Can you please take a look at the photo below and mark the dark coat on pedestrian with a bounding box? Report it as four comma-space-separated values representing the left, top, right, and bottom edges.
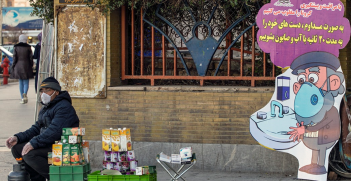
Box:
10, 43, 34, 79
33, 43, 41, 93
14, 91, 80, 149
33, 43, 41, 73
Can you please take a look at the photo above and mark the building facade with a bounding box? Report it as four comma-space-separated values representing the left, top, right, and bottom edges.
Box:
52, 0, 351, 173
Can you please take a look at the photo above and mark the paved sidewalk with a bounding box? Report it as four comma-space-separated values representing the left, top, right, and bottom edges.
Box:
0, 80, 37, 180
0, 81, 349, 180
155, 169, 298, 181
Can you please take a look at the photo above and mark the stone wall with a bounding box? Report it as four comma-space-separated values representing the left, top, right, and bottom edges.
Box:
88, 141, 298, 174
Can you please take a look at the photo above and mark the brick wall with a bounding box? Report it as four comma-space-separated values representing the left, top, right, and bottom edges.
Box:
60, 3, 351, 146
72, 87, 274, 145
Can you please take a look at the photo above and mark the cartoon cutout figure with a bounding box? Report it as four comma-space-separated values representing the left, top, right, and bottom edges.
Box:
288, 52, 344, 175
250, 52, 345, 176
253, 0, 350, 179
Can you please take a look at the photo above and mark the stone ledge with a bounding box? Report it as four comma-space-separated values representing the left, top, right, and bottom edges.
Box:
87, 141, 297, 174
0, 147, 11, 152
108, 86, 274, 93
108, 86, 145, 91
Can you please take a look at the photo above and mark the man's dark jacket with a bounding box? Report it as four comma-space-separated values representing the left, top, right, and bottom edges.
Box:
304, 106, 340, 145
15, 91, 79, 149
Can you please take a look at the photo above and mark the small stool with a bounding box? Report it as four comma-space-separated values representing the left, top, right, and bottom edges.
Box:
156, 153, 196, 181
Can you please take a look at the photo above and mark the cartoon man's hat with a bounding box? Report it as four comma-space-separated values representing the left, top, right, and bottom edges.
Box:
290, 52, 340, 75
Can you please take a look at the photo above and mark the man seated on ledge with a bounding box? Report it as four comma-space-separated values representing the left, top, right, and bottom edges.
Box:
5, 77, 79, 181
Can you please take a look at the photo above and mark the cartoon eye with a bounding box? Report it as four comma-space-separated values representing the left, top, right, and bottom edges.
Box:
308, 73, 319, 84
297, 75, 306, 84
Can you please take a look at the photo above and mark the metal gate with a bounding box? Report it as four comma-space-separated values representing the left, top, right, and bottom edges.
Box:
121, 1, 277, 86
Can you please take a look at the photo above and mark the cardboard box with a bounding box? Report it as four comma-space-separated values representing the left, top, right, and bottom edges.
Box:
82, 141, 90, 163
159, 152, 171, 163
52, 144, 62, 166
62, 144, 71, 166
79, 144, 85, 165
69, 135, 82, 144
135, 167, 143, 175
130, 161, 137, 171
111, 129, 121, 152
181, 157, 191, 164
111, 152, 118, 162
142, 166, 149, 175
180, 147, 192, 158
113, 162, 121, 171
127, 150, 135, 161
126, 129, 132, 151
103, 161, 114, 170
48, 152, 52, 165
70, 144, 80, 165
171, 154, 181, 164
61, 136, 69, 144
104, 151, 111, 162
120, 128, 132, 151
121, 161, 130, 172
118, 151, 127, 162
120, 129, 127, 151
102, 161, 107, 169
102, 129, 111, 151
106, 162, 114, 170
62, 127, 85, 136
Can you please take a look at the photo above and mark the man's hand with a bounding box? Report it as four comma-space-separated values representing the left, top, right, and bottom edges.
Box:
5, 136, 18, 149
288, 122, 306, 142
22, 142, 34, 156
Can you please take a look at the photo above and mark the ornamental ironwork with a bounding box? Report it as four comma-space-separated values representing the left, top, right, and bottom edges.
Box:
142, 0, 261, 76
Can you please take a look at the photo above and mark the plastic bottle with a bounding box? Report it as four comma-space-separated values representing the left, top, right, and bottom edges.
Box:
8, 158, 30, 181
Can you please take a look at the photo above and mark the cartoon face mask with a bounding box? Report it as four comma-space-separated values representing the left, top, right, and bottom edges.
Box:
294, 82, 325, 118
294, 74, 332, 119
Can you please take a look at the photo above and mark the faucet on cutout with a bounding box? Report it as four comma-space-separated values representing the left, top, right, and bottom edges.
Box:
271, 100, 284, 118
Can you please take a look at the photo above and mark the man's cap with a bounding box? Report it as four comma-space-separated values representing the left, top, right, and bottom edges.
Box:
40, 77, 61, 91
290, 52, 340, 75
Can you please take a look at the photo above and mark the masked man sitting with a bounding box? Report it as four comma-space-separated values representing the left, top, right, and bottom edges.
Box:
5, 77, 80, 181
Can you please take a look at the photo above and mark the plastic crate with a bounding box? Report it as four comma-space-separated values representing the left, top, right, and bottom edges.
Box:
148, 166, 156, 174
50, 163, 91, 181
87, 170, 157, 181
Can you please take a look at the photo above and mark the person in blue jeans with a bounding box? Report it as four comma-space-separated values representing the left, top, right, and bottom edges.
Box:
19, 79, 29, 102
10, 34, 34, 104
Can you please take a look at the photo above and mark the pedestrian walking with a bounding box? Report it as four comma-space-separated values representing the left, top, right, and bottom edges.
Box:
33, 32, 42, 93
10, 34, 34, 104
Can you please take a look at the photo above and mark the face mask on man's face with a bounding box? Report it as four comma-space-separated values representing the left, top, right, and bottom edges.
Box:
294, 77, 330, 118
41, 90, 56, 105
294, 82, 324, 118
